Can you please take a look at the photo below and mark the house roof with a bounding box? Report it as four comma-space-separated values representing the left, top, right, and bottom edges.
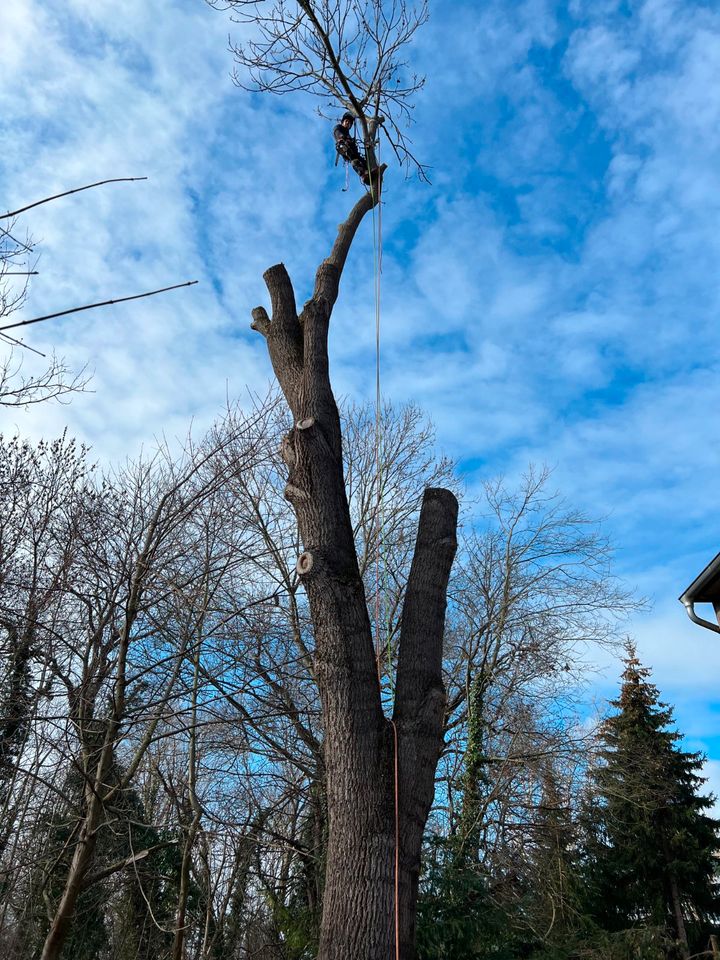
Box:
679, 549, 720, 606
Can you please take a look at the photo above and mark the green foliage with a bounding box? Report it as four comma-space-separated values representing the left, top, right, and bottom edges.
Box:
268, 896, 319, 960
457, 673, 490, 854
417, 835, 514, 960
108, 824, 182, 960
522, 925, 679, 960
267, 785, 326, 959
590, 926, 683, 960
20, 789, 108, 960
582, 644, 720, 951
0, 624, 33, 809
417, 645, 720, 960
17, 761, 182, 960
266, 844, 323, 960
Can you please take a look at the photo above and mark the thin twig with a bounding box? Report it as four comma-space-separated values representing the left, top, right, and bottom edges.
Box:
1, 177, 148, 219
0, 331, 46, 357
0, 280, 199, 333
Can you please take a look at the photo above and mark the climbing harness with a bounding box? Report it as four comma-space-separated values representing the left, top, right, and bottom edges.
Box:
335, 113, 379, 189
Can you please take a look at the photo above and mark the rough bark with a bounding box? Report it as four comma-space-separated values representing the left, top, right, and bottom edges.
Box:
252, 177, 458, 960
393, 487, 458, 957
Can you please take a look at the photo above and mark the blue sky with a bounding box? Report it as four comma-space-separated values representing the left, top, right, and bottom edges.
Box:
2, 0, 720, 790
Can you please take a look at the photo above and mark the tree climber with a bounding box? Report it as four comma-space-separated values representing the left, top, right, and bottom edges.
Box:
333, 112, 380, 187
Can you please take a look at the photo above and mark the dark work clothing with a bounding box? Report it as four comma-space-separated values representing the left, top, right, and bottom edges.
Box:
333, 123, 371, 183
333, 123, 361, 158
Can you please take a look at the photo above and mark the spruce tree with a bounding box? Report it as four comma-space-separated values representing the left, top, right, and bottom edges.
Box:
583, 643, 720, 957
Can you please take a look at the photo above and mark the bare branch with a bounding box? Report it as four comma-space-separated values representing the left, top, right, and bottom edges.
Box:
1, 177, 148, 219
209, 0, 429, 177
0, 351, 91, 408
0, 280, 198, 334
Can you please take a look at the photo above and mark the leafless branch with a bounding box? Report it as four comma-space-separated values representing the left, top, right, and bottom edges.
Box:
1, 177, 148, 220
208, 0, 430, 178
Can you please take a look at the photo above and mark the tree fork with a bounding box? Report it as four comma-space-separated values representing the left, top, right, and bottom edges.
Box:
251, 179, 457, 959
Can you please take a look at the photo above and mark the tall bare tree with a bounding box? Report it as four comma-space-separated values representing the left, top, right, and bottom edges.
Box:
205, 3, 457, 956
198, 5, 450, 957
248, 207, 457, 960
212, 0, 429, 177
443, 468, 635, 855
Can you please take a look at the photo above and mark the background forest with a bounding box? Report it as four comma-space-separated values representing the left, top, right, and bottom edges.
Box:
0, 401, 718, 958
2, 0, 720, 957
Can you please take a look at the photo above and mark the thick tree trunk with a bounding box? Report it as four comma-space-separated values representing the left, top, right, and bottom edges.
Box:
251, 177, 458, 959
394, 488, 458, 957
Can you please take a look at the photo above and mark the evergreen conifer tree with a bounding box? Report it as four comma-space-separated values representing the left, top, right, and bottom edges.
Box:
583, 643, 720, 957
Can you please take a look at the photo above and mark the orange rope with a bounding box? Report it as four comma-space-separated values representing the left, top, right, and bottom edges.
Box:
390, 718, 400, 960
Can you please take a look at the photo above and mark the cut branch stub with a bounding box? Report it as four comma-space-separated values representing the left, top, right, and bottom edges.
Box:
296, 417, 315, 431
264, 263, 299, 339
285, 483, 308, 504
296, 551, 314, 576
250, 306, 270, 336
259, 262, 304, 408
280, 432, 296, 468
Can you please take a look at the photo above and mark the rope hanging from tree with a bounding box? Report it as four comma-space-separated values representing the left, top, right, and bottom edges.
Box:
366, 132, 401, 960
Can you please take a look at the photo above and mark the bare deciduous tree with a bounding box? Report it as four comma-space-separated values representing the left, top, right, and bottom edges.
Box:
0, 406, 276, 960
0, 219, 89, 407
211, 0, 430, 177
0, 405, 636, 959
438, 469, 634, 849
